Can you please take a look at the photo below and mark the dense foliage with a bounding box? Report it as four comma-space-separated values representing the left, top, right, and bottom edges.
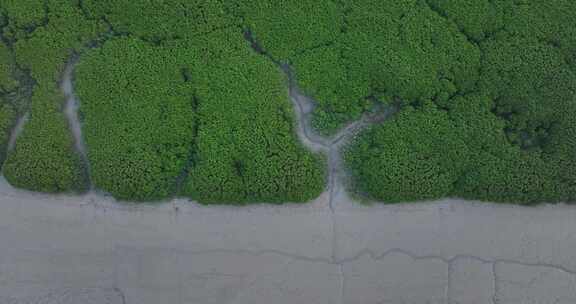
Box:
74, 3, 325, 203
178, 29, 325, 203
345, 0, 576, 204
0, 0, 573, 204
74, 37, 197, 201
0, 0, 104, 192
237, 0, 481, 134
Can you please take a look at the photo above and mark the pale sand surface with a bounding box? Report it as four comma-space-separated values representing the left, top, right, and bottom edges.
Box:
1, 177, 576, 304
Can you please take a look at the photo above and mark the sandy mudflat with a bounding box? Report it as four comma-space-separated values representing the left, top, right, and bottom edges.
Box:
1, 177, 576, 304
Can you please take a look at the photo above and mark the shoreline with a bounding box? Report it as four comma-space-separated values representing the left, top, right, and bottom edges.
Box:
1, 172, 576, 303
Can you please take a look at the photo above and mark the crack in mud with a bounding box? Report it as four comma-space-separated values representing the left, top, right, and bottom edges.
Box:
173, 246, 576, 277
3, 244, 573, 304
337, 263, 345, 304
242, 29, 399, 275
445, 260, 452, 303
171, 246, 576, 304
492, 262, 499, 304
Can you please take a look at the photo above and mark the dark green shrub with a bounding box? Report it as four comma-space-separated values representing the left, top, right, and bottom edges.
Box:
236, 0, 342, 60
3, 86, 87, 193
75, 37, 197, 201
81, 0, 234, 40
346, 101, 470, 202
74, 29, 325, 203
1, 1, 104, 193
0, 0, 574, 204
179, 29, 326, 204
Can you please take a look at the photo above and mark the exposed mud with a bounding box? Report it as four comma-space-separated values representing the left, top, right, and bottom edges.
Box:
61, 56, 92, 188
2, 173, 576, 303
283, 63, 397, 211
6, 112, 28, 152
242, 27, 399, 211
242, 29, 419, 213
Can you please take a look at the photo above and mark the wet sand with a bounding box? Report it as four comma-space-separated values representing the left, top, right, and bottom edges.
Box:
1, 176, 576, 303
